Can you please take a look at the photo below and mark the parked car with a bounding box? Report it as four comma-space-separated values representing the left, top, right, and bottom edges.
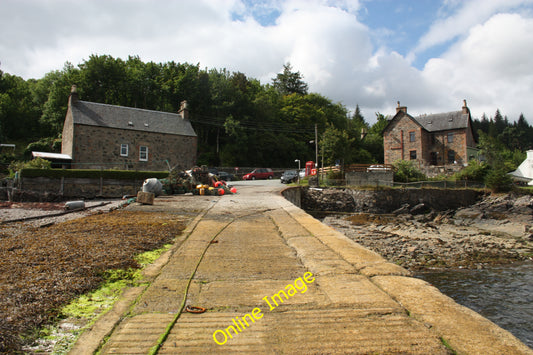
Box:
366, 164, 391, 172
242, 168, 274, 180
217, 171, 236, 181
281, 170, 299, 183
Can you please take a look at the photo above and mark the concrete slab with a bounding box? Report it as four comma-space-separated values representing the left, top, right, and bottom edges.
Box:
158, 309, 449, 354
76, 181, 531, 355
372, 275, 533, 355
194, 279, 329, 309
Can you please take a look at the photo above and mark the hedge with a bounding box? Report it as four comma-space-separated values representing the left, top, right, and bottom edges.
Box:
20, 168, 169, 180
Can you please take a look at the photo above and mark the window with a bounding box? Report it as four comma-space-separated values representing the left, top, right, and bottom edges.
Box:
447, 132, 454, 143
120, 144, 129, 157
448, 150, 456, 164
139, 146, 148, 161
410, 150, 417, 160
409, 131, 416, 142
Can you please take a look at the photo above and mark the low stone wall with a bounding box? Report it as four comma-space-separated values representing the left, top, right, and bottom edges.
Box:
7, 176, 144, 201
345, 171, 393, 187
301, 187, 484, 213
281, 186, 302, 208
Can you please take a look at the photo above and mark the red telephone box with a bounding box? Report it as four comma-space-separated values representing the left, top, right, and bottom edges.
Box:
305, 161, 315, 176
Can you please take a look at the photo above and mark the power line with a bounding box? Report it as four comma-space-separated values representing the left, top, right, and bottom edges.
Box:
189, 113, 316, 134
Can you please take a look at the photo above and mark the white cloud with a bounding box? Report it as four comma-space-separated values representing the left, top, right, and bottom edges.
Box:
422, 12, 533, 120
1, 0, 533, 124
413, 0, 533, 55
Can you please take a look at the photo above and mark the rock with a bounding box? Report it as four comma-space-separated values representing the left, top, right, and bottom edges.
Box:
410, 203, 430, 215
136, 191, 155, 205
393, 204, 410, 215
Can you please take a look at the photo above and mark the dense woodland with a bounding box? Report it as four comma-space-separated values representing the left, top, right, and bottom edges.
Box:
0, 54, 532, 171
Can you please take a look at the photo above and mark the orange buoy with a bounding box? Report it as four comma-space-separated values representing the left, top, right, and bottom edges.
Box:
218, 188, 225, 196
230, 187, 237, 194
214, 181, 223, 188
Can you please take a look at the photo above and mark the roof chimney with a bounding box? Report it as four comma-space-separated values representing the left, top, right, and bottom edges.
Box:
462, 99, 469, 114
69, 85, 79, 104
396, 101, 407, 114
179, 100, 189, 120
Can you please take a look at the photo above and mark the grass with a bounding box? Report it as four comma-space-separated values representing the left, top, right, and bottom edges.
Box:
440, 337, 458, 354
34, 244, 173, 354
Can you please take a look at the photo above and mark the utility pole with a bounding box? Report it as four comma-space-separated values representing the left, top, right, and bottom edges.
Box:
315, 124, 318, 170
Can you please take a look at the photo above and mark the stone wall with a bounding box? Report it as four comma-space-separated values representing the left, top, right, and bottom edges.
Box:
14, 176, 143, 200
71, 125, 197, 171
301, 187, 483, 213
345, 171, 393, 187
383, 111, 473, 167
383, 112, 422, 165
281, 186, 302, 208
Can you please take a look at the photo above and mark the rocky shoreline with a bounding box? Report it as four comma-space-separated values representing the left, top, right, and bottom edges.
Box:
317, 192, 533, 271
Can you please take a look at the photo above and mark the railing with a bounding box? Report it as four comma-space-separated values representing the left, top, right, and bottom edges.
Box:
320, 179, 486, 189
318, 164, 394, 174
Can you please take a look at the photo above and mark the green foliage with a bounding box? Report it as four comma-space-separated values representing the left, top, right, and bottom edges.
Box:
485, 168, 513, 192
327, 170, 344, 180
320, 125, 354, 166
393, 160, 427, 182
9, 157, 51, 177
272, 62, 308, 96
5, 54, 529, 171
453, 160, 490, 181
24, 137, 61, 158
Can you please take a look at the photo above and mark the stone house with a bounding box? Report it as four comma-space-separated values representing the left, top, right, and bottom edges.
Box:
61, 86, 197, 170
383, 100, 478, 167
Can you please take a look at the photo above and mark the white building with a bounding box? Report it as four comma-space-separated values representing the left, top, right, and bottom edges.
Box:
509, 150, 533, 185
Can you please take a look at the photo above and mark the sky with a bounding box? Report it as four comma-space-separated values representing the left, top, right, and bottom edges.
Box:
1, 0, 533, 123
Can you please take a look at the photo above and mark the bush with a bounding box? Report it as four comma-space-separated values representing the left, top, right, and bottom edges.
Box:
327, 170, 344, 180
454, 160, 490, 181
8, 158, 51, 177
24, 137, 61, 159
393, 160, 426, 182
485, 168, 513, 192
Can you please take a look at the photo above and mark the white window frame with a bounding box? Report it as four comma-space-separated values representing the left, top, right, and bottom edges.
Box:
120, 144, 129, 157
139, 146, 148, 161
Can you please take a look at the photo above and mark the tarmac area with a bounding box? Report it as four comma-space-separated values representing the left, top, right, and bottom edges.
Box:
69, 180, 531, 355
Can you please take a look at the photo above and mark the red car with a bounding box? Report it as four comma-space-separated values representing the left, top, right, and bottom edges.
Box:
242, 168, 274, 180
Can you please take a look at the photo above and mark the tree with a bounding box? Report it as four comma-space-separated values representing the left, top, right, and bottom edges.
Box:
0, 73, 41, 140
272, 63, 308, 96
39, 63, 80, 136
320, 125, 354, 166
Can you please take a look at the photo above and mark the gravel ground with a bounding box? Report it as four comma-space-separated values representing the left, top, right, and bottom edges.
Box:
322, 194, 533, 271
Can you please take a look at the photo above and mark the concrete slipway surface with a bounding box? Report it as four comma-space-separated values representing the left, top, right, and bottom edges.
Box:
71, 180, 532, 355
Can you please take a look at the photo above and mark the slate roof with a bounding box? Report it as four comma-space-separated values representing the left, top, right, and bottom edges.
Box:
70, 100, 197, 137
413, 111, 470, 132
